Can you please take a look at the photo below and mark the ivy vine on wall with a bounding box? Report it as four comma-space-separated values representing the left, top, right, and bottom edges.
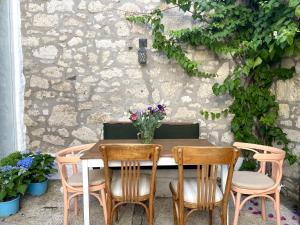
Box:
127, 0, 300, 164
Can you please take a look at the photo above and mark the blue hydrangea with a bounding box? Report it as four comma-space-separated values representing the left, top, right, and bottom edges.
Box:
17, 157, 33, 169
0, 165, 13, 172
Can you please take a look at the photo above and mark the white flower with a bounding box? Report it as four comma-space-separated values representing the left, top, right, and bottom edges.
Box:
273, 31, 278, 38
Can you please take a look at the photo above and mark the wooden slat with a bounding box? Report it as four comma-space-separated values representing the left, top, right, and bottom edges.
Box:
201, 164, 205, 209
205, 165, 209, 209
197, 165, 200, 208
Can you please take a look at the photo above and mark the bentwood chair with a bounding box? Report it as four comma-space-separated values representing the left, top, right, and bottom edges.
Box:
170, 146, 239, 225
100, 144, 161, 225
231, 142, 286, 225
56, 144, 107, 225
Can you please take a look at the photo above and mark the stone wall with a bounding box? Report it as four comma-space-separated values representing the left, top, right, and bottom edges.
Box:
21, 0, 299, 199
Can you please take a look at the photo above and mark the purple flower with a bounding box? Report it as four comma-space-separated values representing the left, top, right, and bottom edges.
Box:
280, 216, 286, 221
35, 149, 41, 155
248, 207, 253, 210
157, 104, 165, 111
17, 157, 33, 169
268, 213, 274, 218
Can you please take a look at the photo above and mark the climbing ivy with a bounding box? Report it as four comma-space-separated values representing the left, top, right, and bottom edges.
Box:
127, 0, 300, 164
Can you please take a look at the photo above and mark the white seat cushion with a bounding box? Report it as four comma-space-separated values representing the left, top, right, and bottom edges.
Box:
232, 171, 275, 190
171, 178, 223, 204
111, 174, 150, 197
68, 169, 105, 187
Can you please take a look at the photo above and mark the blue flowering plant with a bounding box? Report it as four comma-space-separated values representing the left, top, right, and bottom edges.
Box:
0, 150, 57, 186
0, 159, 32, 202
22, 151, 57, 183
129, 104, 167, 143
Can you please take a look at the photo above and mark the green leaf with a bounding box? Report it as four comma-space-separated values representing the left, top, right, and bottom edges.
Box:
253, 57, 262, 68
204, 111, 209, 120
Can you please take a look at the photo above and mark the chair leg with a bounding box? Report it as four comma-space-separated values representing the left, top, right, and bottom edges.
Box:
63, 192, 69, 225
178, 203, 185, 225
209, 209, 213, 225
74, 196, 79, 216
148, 199, 154, 225
172, 198, 178, 225
232, 193, 241, 225
275, 191, 281, 225
107, 196, 113, 225
100, 189, 108, 225
221, 204, 228, 225
261, 197, 266, 220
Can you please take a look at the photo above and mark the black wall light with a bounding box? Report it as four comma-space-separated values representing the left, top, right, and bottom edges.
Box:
138, 38, 147, 65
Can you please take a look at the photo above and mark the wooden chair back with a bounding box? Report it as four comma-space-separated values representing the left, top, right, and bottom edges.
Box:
101, 144, 161, 202
172, 146, 239, 210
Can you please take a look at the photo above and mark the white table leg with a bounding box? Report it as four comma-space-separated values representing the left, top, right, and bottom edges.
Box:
221, 165, 229, 225
82, 160, 90, 225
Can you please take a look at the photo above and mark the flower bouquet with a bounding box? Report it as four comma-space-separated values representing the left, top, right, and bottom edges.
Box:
129, 104, 166, 143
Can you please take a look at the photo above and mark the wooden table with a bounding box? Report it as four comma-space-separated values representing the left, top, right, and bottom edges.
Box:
80, 139, 229, 225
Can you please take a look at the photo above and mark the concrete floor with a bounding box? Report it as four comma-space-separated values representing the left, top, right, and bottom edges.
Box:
1, 181, 299, 225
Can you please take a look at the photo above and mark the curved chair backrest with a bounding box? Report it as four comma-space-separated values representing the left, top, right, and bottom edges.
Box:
101, 144, 161, 202
233, 142, 285, 188
56, 144, 95, 190
172, 146, 240, 210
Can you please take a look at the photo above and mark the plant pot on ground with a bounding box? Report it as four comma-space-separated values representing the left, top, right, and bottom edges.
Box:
0, 163, 31, 217
22, 151, 56, 196
28, 179, 49, 196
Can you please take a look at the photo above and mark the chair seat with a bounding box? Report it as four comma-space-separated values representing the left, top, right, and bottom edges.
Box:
170, 178, 223, 204
111, 174, 150, 197
232, 171, 275, 190
68, 169, 105, 187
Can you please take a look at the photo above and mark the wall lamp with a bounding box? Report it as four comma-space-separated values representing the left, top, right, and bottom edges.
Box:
138, 38, 147, 65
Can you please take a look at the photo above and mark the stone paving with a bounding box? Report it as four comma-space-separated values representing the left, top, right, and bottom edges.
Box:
1, 181, 299, 225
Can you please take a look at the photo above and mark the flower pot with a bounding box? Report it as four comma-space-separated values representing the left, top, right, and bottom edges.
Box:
28, 179, 48, 196
234, 157, 244, 171
0, 195, 20, 217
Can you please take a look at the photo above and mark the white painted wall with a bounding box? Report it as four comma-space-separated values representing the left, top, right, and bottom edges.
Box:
0, 0, 25, 158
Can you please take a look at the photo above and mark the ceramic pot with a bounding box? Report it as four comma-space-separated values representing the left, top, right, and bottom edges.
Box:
28, 179, 48, 196
0, 195, 20, 217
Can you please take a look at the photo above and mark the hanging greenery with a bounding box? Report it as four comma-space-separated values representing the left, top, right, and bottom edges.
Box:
127, 0, 300, 164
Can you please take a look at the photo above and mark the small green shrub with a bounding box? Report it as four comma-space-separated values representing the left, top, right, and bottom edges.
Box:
0, 151, 23, 167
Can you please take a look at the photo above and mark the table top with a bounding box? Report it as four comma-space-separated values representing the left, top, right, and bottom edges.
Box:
80, 139, 212, 159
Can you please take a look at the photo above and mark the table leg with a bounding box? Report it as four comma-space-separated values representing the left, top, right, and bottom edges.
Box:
221, 165, 229, 225
82, 160, 90, 225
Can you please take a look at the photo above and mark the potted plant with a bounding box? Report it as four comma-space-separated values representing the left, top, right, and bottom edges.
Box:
24, 151, 56, 196
0, 158, 32, 217
129, 104, 167, 143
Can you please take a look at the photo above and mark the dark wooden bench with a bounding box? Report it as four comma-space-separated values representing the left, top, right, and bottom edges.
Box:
103, 122, 199, 140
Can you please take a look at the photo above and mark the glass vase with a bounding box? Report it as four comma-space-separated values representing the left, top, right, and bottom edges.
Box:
139, 127, 155, 144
